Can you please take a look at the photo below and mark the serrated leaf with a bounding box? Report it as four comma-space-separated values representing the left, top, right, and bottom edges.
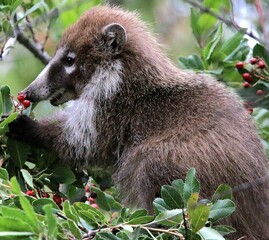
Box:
7, 138, 30, 168
190, 8, 202, 44
152, 209, 183, 226
10, 176, 21, 195
212, 184, 232, 202
161, 185, 183, 209
220, 32, 244, 55
209, 199, 235, 223
21, 169, 34, 188
43, 204, 58, 238
198, 227, 225, 240
0, 168, 9, 180
191, 204, 210, 233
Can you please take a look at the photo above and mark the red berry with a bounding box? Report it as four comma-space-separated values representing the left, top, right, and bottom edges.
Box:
246, 108, 253, 114
17, 94, 26, 102
250, 58, 258, 65
258, 60, 266, 69
42, 192, 50, 198
235, 61, 244, 69
53, 194, 62, 205
242, 73, 253, 82
243, 82, 250, 88
22, 100, 31, 108
256, 89, 264, 95
89, 197, 95, 204
26, 190, 35, 197
91, 203, 99, 209
85, 185, 90, 192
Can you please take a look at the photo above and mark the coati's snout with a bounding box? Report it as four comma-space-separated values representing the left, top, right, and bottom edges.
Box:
21, 48, 80, 106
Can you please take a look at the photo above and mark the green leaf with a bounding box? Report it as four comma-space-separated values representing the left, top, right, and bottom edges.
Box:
191, 204, 210, 233
212, 184, 232, 202
0, 216, 34, 232
10, 176, 21, 195
33, 198, 59, 214
68, 219, 82, 239
190, 8, 201, 44
203, 24, 222, 61
51, 165, 76, 184
129, 209, 148, 221
0, 85, 13, 115
179, 55, 204, 70
63, 200, 79, 224
7, 139, 30, 168
1, 206, 34, 231
152, 209, 183, 226
198, 227, 225, 240
91, 186, 121, 211
127, 215, 154, 225
213, 225, 236, 236
21, 169, 34, 188
0, 112, 18, 128
161, 185, 184, 209
74, 202, 105, 224
97, 232, 121, 240
10, 0, 23, 12
0, 232, 35, 236
153, 198, 171, 213
253, 44, 269, 66
0, 168, 9, 180
220, 32, 244, 55
43, 204, 58, 239
209, 199, 235, 223
187, 192, 199, 219
183, 168, 200, 203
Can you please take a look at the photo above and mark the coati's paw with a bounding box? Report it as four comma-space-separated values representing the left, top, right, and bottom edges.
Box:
7, 115, 39, 143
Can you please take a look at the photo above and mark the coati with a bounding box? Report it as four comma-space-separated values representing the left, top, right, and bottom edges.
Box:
8, 5, 269, 239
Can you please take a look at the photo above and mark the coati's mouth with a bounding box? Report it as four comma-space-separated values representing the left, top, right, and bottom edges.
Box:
49, 89, 76, 106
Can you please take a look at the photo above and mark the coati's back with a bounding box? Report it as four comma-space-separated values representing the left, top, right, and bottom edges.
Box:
14, 6, 269, 239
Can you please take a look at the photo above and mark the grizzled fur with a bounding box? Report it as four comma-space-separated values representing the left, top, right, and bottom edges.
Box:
9, 6, 269, 239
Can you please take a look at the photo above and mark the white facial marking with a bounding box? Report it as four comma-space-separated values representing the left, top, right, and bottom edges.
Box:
64, 52, 76, 75
63, 60, 123, 160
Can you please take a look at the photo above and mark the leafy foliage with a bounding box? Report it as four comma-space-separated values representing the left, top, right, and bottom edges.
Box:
0, 167, 235, 239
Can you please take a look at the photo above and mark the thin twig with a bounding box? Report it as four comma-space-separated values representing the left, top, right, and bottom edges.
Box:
184, 0, 261, 43
12, 14, 51, 65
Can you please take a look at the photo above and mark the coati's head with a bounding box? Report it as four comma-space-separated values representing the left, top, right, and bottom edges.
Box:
21, 5, 164, 106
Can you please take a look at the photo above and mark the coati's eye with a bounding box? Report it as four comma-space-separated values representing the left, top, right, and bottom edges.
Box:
63, 56, 75, 67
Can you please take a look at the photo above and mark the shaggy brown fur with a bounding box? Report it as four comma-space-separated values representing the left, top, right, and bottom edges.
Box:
9, 6, 269, 239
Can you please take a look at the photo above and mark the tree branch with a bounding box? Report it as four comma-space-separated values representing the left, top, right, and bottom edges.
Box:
13, 14, 51, 65
184, 0, 261, 43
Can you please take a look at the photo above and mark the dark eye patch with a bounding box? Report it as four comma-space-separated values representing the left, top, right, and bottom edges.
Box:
63, 56, 75, 66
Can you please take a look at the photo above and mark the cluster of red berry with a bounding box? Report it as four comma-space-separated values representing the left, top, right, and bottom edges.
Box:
25, 189, 63, 209
235, 58, 267, 92
84, 185, 99, 209
13, 93, 31, 111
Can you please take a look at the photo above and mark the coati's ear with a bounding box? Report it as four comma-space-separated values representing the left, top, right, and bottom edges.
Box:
101, 23, 127, 54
